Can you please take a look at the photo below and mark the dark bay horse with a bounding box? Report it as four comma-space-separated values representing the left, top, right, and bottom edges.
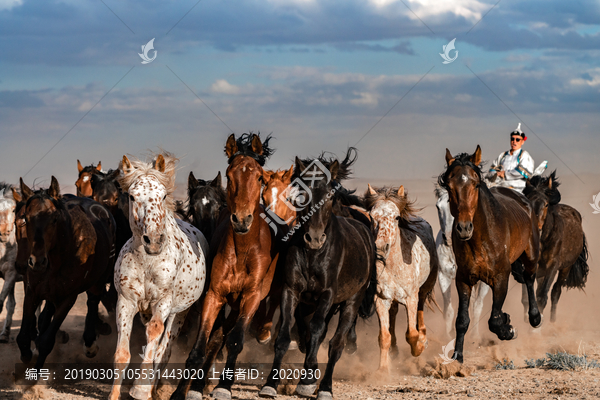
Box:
438, 146, 542, 363
16, 177, 116, 369
187, 171, 227, 244
522, 171, 589, 322
171, 133, 284, 400
76, 160, 102, 197
259, 148, 377, 400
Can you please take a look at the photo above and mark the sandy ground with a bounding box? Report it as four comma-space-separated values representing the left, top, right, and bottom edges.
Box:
1, 173, 599, 399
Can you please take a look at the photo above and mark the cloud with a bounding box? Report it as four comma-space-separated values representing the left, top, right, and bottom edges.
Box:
210, 79, 242, 95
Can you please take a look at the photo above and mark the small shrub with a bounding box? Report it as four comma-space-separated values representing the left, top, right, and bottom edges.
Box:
495, 359, 515, 370
524, 352, 600, 371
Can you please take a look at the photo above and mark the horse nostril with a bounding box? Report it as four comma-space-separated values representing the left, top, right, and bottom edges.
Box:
304, 233, 312, 242
457, 224, 463, 232
231, 214, 239, 223
384, 243, 390, 253
467, 222, 473, 232
159, 234, 165, 243
28, 256, 35, 267
143, 235, 151, 244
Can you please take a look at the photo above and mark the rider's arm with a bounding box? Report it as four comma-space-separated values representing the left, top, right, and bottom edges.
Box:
505, 151, 534, 180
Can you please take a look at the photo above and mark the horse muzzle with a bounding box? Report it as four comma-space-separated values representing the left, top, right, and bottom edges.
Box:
231, 213, 253, 235
142, 233, 166, 255
455, 221, 473, 241
28, 254, 48, 272
304, 231, 326, 250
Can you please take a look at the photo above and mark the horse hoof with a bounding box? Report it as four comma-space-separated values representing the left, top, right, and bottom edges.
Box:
345, 342, 357, 355
129, 385, 151, 400
97, 322, 112, 336
56, 330, 69, 344
211, 388, 232, 400
510, 327, 518, 340
288, 340, 299, 351
532, 313, 543, 329
295, 384, 317, 397
259, 386, 278, 398
84, 342, 99, 358
20, 349, 33, 363
258, 331, 272, 345
185, 390, 204, 400
317, 391, 333, 400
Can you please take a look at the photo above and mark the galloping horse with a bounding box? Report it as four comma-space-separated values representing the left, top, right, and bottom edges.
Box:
364, 185, 438, 371
434, 186, 489, 340
262, 165, 296, 227
76, 160, 103, 197
259, 148, 377, 400
109, 152, 209, 400
16, 177, 116, 370
171, 133, 284, 400
438, 146, 542, 363
0, 183, 19, 342
522, 172, 589, 322
187, 171, 227, 244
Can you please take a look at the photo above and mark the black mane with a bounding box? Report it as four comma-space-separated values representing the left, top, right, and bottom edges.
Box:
227, 132, 274, 166
523, 170, 561, 206
294, 147, 358, 182
438, 152, 485, 191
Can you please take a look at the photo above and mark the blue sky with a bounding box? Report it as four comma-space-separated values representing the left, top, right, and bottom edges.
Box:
0, 0, 599, 193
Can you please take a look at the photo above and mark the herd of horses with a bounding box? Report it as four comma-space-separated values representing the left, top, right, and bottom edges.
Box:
0, 134, 589, 400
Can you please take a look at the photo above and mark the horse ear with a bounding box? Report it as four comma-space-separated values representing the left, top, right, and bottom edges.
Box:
368, 184, 376, 195
397, 185, 405, 197
77, 159, 83, 173
282, 164, 294, 182
154, 154, 166, 173
295, 156, 306, 174
225, 134, 237, 159
188, 171, 199, 190
251, 134, 263, 156
20, 178, 34, 201
121, 155, 134, 176
11, 187, 22, 203
547, 177, 553, 189
263, 170, 273, 183
96, 162, 102, 171
470, 145, 482, 166
329, 160, 340, 180
445, 149, 455, 166
212, 171, 222, 188
48, 176, 61, 200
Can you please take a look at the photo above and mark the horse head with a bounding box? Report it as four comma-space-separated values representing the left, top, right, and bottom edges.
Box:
187, 170, 226, 241
76, 160, 102, 197
262, 165, 295, 225
91, 169, 121, 213
523, 171, 561, 231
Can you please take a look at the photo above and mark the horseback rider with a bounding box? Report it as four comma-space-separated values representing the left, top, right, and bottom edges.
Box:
488, 123, 534, 192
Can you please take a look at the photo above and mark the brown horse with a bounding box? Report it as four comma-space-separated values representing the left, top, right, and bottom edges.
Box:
76, 160, 102, 197
171, 133, 284, 400
522, 172, 589, 322
262, 165, 296, 227
16, 177, 116, 370
438, 146, 542, 363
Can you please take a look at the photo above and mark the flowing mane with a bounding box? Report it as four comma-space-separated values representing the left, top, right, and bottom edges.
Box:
433, 184, 447, 200
118, 151, 178, 213
523, 170, 561, 206
364, 186, 420, 224
226, 132, 274, 166
437, 152, 485, 191
295, 147, 358, 182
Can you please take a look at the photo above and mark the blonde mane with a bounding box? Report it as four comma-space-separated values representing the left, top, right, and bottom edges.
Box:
364, 186, 421, 224
118, 151, 178, 213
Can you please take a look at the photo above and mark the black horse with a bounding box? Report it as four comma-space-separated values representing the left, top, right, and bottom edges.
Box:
259, 147, 377, 400
522, 171, 589, 322
187, 171, 227, 245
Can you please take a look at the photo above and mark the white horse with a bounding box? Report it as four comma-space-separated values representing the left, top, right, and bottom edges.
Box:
109, 153, 209, 400
365, 185, 439, 371
0, 183, 18, 343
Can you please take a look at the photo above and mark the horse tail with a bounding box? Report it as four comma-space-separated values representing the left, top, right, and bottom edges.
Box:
358, 254, 379, 319
565, 234, 589, 290
425, 289, 443, 313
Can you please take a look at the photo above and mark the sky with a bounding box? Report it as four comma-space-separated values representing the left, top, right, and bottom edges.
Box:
0, 0, 599, 195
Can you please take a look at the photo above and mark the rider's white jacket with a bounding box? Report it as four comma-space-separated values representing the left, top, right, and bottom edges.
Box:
489, 149, 534, 192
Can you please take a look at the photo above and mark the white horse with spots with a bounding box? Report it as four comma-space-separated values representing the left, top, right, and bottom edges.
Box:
109, 153, 209, 400
365, 185, 439, 371
0, 183, 18, 343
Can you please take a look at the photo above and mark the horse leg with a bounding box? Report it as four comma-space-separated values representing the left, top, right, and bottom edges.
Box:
345, 315, 358, 354
317, 297, 361, 398
521, 283, 529, 323
535, 267, 558, 316
17, 288, 42, 363
389, 301, 400, 359
0, 265, 17, 315
522, 234, 543, 328
404, 294, 424, 357
453, 280, 472, 363
471, 282, 489, 342
488, 274, 517, 342
260, 286, 300, 398
83, 290, 103, 358
0, 285, 16, 343
438, 268, 455, 338
550, 268, 569, 323
170, 290, 225, 400
375, 297, 392, 372
33, 294, 77, 370
108, 296, 136, 400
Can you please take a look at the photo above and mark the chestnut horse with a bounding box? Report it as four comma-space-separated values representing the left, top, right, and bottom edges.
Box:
76, 160, 102, 197
438, 146, 541, 363
261, 165, 296, 229
522, 172, 589, 322
364, 185, 439, 371
171, 133, 284, 400
16, 177, 116, 370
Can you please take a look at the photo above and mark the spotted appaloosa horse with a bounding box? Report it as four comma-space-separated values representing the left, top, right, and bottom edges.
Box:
16, 177, 116, 370
0, 183, 19, 343
109, 152, 209, 400
76, 160, 103, 197
187, 171, 227, 244
434, 186, 489, 340
522, 172, 589, 323
171, 133, 284, 400
364, 185, 438, 371
439, 146, 542, 363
